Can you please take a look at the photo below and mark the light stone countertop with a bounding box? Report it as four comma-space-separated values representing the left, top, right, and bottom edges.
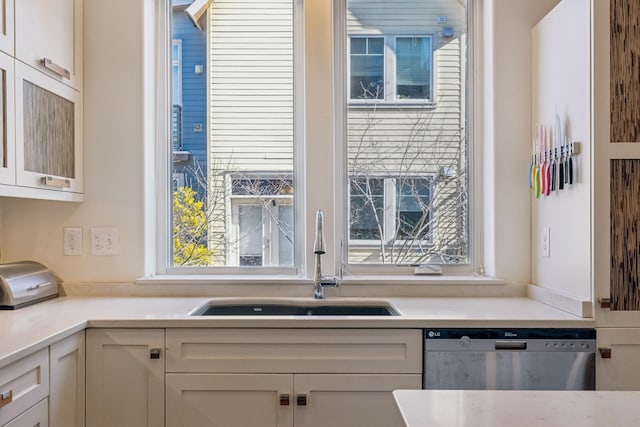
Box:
393, 390, 640, 426
0, 296, 593, 368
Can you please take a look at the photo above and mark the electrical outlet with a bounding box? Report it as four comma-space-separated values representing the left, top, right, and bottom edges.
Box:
63, 228, 83, 256
90, 228, 119, 256
541, 226, 551, 258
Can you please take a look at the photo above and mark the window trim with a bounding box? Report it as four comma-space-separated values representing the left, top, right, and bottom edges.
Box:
334, 0, 479, 275
347, 34, 436, 106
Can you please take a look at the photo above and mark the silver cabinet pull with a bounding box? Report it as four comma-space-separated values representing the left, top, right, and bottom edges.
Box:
40, 57, 71, 80
150, 348, 161, 359
26, 281, 53, 291
0, 389, 12, 409
41, 176, 71, 189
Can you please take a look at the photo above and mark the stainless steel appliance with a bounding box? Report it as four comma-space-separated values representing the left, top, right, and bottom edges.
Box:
0, 261, 59, 309
424, 328, 595, 390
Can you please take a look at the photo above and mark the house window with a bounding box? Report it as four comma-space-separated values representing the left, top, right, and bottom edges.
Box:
349, 177, 434, 245
229, 176, 294, 267
349, 35, 433, 103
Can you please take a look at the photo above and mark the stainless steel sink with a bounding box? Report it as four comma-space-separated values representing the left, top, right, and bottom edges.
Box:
190, 300, 398, 316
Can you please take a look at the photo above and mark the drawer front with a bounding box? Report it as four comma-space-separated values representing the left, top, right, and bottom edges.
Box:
3, 398, 48, 427
166, 329, 422, 374
0, 349, 49, 425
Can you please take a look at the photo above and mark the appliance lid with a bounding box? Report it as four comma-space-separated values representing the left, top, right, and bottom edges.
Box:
0, 261, 59, 309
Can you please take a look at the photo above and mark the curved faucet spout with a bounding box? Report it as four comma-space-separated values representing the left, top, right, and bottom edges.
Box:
313, 209, 340, 299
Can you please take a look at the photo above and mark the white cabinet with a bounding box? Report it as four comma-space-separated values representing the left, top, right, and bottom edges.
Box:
596, 328, 640, 390
0, 348, 49, 426
86, 329, 164, 427
15, 61, 83, 196
165, 329, 422, 427
4, 398, 47, 427
15, 0, 82, 90
0, 51, 15, 186
166, 374, 294, 427
0, 1, 13, 57
49, 331, 84, 427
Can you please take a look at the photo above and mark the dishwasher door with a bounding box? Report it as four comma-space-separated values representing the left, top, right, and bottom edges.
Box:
424, 328, 596, 390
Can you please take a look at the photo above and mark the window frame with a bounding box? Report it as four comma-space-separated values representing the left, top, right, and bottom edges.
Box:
334, 0, 479, 275
347, 34, 436, 107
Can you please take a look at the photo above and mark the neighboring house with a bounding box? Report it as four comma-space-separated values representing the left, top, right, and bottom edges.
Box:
173, 0, 466, 267
171, 0, 208, 198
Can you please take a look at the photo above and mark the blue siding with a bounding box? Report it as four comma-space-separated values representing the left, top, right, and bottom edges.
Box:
172, 8, 207, 196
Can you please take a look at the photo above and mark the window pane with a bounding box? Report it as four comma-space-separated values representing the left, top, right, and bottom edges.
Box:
346, 0, 468, 265
278, 206, 294, 266
349, 178, 384, 240
350, 37, 384, 100
397, 178, 432, 241
170, 0, 294, 268
396, 37, 431, 100
238, 205, 263, 266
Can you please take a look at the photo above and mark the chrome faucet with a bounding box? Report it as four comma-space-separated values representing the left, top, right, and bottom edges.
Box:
313, 210, 340, 299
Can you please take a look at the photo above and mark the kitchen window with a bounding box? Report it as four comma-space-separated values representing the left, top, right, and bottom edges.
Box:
159, 0, 472, 275
349, 35, 434, 103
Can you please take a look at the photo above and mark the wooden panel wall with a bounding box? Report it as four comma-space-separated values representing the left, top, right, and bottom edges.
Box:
611, 159, 640, 310
611, 0, 640, 142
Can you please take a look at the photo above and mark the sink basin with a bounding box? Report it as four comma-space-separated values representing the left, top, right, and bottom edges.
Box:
190, 300, 398, 316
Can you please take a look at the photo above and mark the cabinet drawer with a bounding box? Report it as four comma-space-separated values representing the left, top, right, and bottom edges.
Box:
3, 398, 48, 427
166, 329, 422, 374
0, 349, 49, 425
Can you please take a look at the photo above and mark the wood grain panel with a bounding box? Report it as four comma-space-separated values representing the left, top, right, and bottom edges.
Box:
23, 80, 74, 178
611, 0, 640, 142
611, 159, 640, 310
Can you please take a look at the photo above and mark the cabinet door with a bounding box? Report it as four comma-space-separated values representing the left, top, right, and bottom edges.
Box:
0, 349, 49, 426
0, 0, 13, 56
49, 331, 85, 427
86, 329, 164, 427
166, 374, 293, 427
0, 52, 14, 186
294, 374, 422, 427
15, 61, 83, 196
4, 398, 48, 427
596, 328, 640, 390
15, 0, 82, 90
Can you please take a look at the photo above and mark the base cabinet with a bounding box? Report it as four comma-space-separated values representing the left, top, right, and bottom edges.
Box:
49, 331, 85, 427
164, 328, 422, 427
85, 329, 164, 427
596, 328, 640, 390
166, 373, 419, 427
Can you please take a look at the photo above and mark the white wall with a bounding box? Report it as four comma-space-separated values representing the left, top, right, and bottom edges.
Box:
482, 0, 560, 283
530, 0, 591, 301
0, 0, 147, 283
0, 0, 563, 287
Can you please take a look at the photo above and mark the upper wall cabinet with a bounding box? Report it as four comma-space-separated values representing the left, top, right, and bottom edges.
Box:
15, 62, 83, 195
0, 0, 14, 56
15, 0, 83, 91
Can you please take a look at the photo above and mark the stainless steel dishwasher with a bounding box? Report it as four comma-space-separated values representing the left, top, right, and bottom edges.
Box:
424, 328, 595, 390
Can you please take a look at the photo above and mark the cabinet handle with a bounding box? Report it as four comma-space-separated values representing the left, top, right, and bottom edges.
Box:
40, 57, 71, 80
149, 348, 161, 359
0, 390, 12, 409
598, 297, 611, 309
599, 347, 612, 359
279, 394, 290, 406
41, 176, 71, 189
296, 394, 307, 406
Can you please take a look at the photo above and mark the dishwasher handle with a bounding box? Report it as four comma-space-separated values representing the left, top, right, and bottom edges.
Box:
495, 340, 527, 350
